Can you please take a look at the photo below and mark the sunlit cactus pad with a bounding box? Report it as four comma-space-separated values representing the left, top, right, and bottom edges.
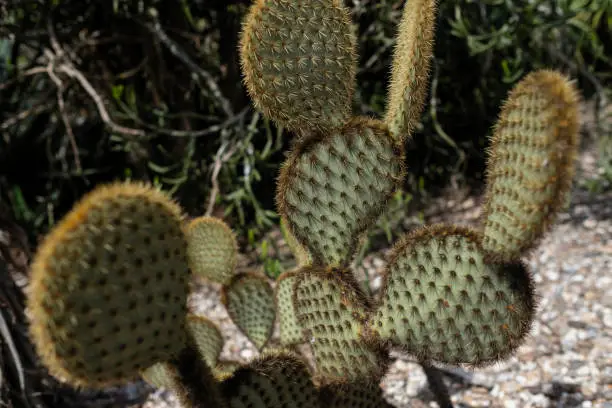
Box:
277, 117, 405, 267
239, 0, 357, 132
27, 182, 190, 387
367, 224, 536, 365
275, 270, 304, 346
293, 266, 389, 384
186, 216, 238, 284
384, 0, 437, 141
222, 271, 276, 350
481, 70, 580, 262
319, 382, 394, 408
220, 351, 320, 408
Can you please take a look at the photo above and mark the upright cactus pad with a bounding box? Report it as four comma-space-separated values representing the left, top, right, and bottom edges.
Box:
275, 270, 304, 346
277, 117, 405, 267
293, 266, 390, 385
141, 362, 177, 390
220, 351, 320, 408
481, 70, 580, 262
27, 182, 190, 387
384, 0, 438, 140
366, 224, 536, 365
222, 272, 276, 350
186, 216, 238, 284
239, 0, 358, 132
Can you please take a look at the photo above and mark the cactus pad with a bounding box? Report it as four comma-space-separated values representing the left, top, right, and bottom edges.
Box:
481, 70, 580, 262
384, 0, 438, 141
220, 351, 319, 408
27, 182, 190, 387
186, 216, 238, 284
320, 382, 394, 408
275, 270, 304, 346
293, 266, 390, 384
367, 224, 536, 366
239, 0, 357, 132
277, 117, 405, 267
222, 271, 276, 350
141, 362, 176, 389
186, 314, 224, 367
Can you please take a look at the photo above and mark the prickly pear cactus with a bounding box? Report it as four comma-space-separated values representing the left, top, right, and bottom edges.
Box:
24, 1, 582, 407
239, 0, 358, 133
365, 224, 536, 365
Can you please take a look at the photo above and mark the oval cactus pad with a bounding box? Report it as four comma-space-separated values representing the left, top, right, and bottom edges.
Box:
367, 224, 536, 366
240, 0, 357, 132
222, 271, 276, 350
27, 182, 190, 387
277, 117, 405, 267
481, 70, 580, 262
186, 216, 238, 284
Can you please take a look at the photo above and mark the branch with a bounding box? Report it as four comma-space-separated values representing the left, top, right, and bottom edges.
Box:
144, 21, 234, 117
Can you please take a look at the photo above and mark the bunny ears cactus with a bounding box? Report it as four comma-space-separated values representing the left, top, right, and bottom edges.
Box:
25, 1, 581, 407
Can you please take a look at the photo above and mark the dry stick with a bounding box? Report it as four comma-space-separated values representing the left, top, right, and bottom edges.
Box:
44, 50, 82, 173
145, 21, 234, 117
205, 142, 239, 216
422, 363, 454, 408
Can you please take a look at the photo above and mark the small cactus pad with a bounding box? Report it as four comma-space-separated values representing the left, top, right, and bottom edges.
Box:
222, 271, 276, 350
27, 182, 190, 387
481, 70, 580, 262
186, 216, 238, 284
275, 270, 304, 346
384, 0, 438, 141
293, 266, 389, 384
319, 382, 394, 408
277, 117, 405, 267
220, 351, 319, 408
187, 314, 224, 367
367, 224, 536, 366
239, 0, 357, 132
141, 362, 176, 389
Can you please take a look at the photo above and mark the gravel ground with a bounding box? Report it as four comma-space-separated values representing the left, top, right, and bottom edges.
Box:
139, 149, 612, 408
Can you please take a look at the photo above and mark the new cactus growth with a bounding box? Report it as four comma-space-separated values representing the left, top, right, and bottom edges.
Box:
25, 0, 581, 407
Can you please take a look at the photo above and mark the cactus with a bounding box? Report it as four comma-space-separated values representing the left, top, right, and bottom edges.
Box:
480, 70, 581, 263
221, 271, 276, 350
365, 224, 536, 365
385, 0, 438, 141
293, 266, 390, 384
186, 216, 238, 284
277, 117, 405, 267
275, 269, 304, 346
25, 1, 582, 407
239, 0, 358, 133
27, 182, 190, 388
219, 351, 319, 408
